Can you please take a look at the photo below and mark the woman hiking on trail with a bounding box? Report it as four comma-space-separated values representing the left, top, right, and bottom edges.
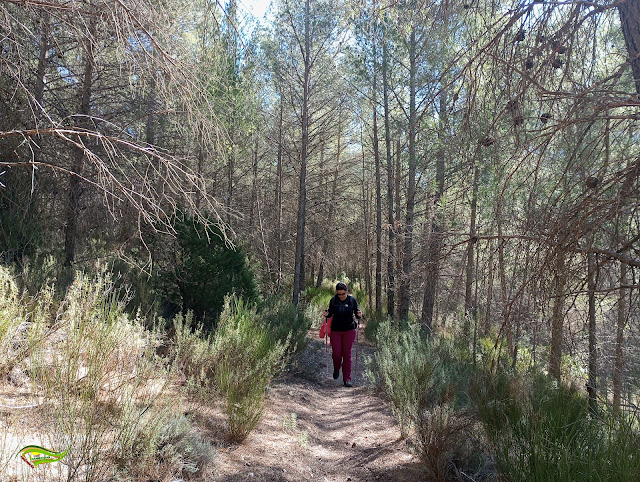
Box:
323, 282, 362, 387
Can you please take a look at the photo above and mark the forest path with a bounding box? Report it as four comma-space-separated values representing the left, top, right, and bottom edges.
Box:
200, 330, 426, 482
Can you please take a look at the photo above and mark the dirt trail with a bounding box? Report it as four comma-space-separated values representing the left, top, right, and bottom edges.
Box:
199, 331, 425, 482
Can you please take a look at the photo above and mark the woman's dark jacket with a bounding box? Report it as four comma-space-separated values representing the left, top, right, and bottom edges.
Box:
327, 294, 361, 332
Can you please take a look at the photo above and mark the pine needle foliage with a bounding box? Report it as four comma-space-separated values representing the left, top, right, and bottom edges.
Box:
155, 213, 258, 327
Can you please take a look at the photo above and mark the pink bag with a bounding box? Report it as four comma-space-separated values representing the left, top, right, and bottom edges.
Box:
319, 316, 332, 338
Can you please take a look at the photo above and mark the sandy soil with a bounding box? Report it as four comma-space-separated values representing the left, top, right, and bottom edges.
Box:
197, 330, 427, 482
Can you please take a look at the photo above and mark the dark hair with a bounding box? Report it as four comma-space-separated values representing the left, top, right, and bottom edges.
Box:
336, 282, 348, 292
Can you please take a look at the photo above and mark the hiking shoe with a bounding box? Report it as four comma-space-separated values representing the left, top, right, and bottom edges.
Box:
333, 370, 340, 380
343, 380, 353, 387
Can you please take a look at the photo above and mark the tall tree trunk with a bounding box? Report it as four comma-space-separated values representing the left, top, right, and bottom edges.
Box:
146, 75, 157, 152
511, 246, 530, 370
373, 70, 383, 317
549, 252, 567, 381
464, 163, 479, 338
382, 37, 395, 318
618, 0, 640, 96
227, 137, 235, 226
293, 0, 311, 305
613, 261, 628, 413
64, 17, 96, 266
250, 136, 259, 230
33, 10, 49, 200
496, 200, 514, 358
421, 91, 447, 330
195, 122, 205, 210
362, 140, 373, 311
587, 251, 598, 413
394, 138, 402, 316
34, 11, 49, 122
484, 241, 495, 337
317, 138, 341, 288
399, 27, 417, 320
275, 96, 284, 290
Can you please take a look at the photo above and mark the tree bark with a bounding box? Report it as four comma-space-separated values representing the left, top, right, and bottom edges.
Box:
496, 201, 513, 358
484, 240, 495, 337
64, 16, 96, 267
34, 11, 49, 119
362, 141, 373, 311
421, 91, 447, 330
613, 261, 628, 413
394, 138, 402, 317
275, 95, 284, 291
373, 64, 383, 317
250, 136, 259, 230
32, 9, 49, 199
618, 0, 640, 96
398, 27, 417, 320
382, 36, 395, 318
587, 251, 598, 414
464, 164, 479, 338
317, 138, 341, 288
293, 0, 311, 305
549, 252, 567, 381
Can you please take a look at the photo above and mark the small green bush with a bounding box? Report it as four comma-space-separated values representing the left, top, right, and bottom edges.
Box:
372, 322, 470, 437
372, 321, 481, 477
471, 369, 640, 481
0, 266, 25, 376
169, 311, 217, 397
414, 404, 479, 481
154, 213, 258, 327
363, 312, 385, 344
257, 295, 311, 356
116, 406, 214, 480
0, 169, 44, 268
213, 296, 288, 442
304, 283, 334, 311
306, 278, 367, 315
28, 272, 180, 481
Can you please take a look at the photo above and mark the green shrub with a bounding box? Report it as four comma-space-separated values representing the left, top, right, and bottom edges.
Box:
372, 322, 469, 437
115, 406, 214, 480
0, 168, 44, 268
212, 296, 288, 442
471, 369, 640, 481
0, 268, 215, 480
372, 321, 481, 477
28, 272, 180, 481
169, 311, 217, 397
257, 296, 311, 356
363, 312, 385, 344
154, 213, 258, 327
0, 266, 25, 376
306, 278, 367, 315
304, 283, 334, 312
168, 296, 300, 442
414, 404, 479, 481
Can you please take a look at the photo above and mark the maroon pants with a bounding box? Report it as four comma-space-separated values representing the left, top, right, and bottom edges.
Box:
330, 329, 356, 382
